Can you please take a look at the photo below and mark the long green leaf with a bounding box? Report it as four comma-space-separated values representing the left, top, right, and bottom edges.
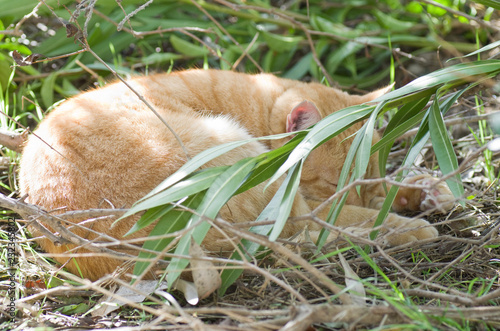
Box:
132, 193, 205, 279
428, 98, 464, 199
375, 60, 500, 105
166, 157, 258, 287
219, 160, 304, 294
269, 161, 304, 241
170, 35, 210, 57
375, 96, 431, 177
139, 132, 294, 203
121, 167, 226, 221
235, 132, 305, 194
268, 104, 375, 187
354, 101, 386, 180
125, 204, 175, 236
473, 0, 500, 10
41, 72, 58, 108
451, 40, 500, 61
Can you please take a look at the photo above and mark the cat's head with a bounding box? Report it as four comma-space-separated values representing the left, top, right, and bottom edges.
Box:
285, 87, 389, 205
285, 86, 391, 133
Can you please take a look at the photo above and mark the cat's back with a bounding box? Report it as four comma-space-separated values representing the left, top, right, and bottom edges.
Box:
19, 71, 274, 212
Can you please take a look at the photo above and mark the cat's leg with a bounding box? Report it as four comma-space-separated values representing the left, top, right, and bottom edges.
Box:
360, 148, 455, 214
368, 174, 455, 213
350, 205, 437, 244
392, 174, 455, 213
308, 204, 438, 246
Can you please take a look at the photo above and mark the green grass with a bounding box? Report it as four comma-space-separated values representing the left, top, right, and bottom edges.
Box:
1, 0, 499, 330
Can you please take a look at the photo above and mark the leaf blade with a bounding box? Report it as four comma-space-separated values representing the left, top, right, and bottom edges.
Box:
166, 157, 258, 287
428, 98, 464, 199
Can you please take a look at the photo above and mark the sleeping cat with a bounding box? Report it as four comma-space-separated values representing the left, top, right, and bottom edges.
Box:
19, 69, 454, 280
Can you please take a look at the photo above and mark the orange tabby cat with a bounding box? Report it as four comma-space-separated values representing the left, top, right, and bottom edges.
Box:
19, 69, 454, 280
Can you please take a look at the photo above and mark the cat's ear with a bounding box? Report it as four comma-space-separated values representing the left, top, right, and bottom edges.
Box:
286, 100, 322, 132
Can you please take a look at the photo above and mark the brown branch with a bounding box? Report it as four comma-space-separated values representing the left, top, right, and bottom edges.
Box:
0, 30, 23, 37
284, 304, 406, 327
398, 112, 499, 140
282, 303, 500, 328
212, 216, 353, 305
404, 288, 475, 306
178, 29, 234, 68
0, 193, 140, 260
56, 208, 128, 220
17, 273, 181, 323
5, 1, 44, 37
116, 0, 153, 31
0, 129, 27, 152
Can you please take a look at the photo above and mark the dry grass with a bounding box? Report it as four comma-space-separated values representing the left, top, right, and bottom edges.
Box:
2, 179, 499, 329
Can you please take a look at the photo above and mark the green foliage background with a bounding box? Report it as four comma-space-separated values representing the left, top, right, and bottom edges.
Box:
1, 0, 497, 115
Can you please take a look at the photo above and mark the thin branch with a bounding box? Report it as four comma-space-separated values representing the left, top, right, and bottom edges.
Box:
0, 30, 24, 37
398, 112, 500, 140
117, 0, 153, 31
0, 193, 140, 259
212, 216, 353, 305
178, 29, 234, 68
8, 1, 44, 36
404, 288, 475, 306
56, 208, 128, 220
232, 32, 260, 70
282, 303, 500, 327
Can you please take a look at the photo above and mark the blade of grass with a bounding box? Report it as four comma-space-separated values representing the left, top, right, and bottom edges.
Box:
268, 104, 375, 188
268, 160, 304, 241
138, 132, 294, 203
354, 101, 386, 181
375, 60, 500, 106
122, 167, 226, 223
219, 160, 305, 294
165, 157, 257, 287
132, 192, 205, 279
428, 97, 464, 199
374, 96, 431, 177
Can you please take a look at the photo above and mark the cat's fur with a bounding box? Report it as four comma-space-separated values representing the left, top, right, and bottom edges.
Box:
19, 69, 454, 280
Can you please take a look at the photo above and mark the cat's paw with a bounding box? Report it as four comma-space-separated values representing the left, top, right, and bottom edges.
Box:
381, 215, 438, 246
393, 174, 455, 213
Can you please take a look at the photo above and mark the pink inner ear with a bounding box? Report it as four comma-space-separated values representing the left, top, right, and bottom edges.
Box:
286, 100, 322, 133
